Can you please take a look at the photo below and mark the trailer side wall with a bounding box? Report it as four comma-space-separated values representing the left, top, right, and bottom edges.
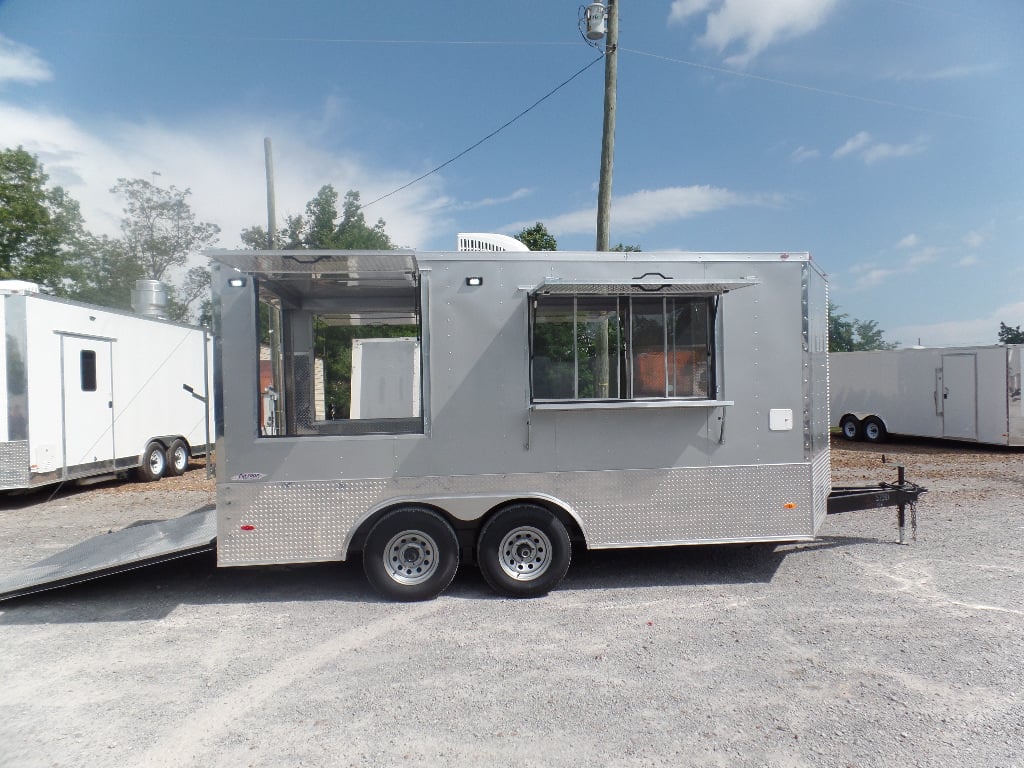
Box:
214, 251, 829, 565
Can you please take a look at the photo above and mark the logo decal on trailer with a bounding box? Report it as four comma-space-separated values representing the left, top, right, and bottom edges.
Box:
232, 472, 266, 481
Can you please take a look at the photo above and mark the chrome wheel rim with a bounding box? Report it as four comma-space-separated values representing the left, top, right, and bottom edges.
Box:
383, 530, 440, 585
865, 423, 880, 440
148, 449, 165, 475
171, 446, 188, 471
497, 526, 552, 581
842, 421, 857, 439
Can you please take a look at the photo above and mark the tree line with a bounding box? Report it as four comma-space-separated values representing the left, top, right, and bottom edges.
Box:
1, 147, 219, 322
3, 145, 1018, 347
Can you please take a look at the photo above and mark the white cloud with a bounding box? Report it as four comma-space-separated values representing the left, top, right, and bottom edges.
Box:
853, 267, 898, 289
669, 0, 716, 23
0, 35, 52, 85
790, 146, 820, 163
833, 131, 927, 164
907, 247, 939, 267
962, 229, 987, 249
669, 0, 841, 67
504, 185, 751, 237
833, 131, 872, 159
849, 244, 941, 289
957, 254, 979, 267
889, 301, 1024, 347
863, 137, 927, 164
0, 102, 450, 252
449, 188, 532, 212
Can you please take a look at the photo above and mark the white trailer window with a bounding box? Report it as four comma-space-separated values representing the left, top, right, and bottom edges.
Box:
80, 350, 98, 392
531, 294, 712, 402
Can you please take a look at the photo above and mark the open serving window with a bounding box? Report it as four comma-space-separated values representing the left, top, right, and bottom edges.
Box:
233, 251, 424, 437
529, 277, 755, 406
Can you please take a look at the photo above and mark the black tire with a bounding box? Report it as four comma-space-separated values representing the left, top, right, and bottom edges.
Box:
362, 507, 459, 601
135, 441, 167, 482
477, 504, 571, 598
862, 416, 888, 443
166, 439, 189, 476
839, 415, 861, 441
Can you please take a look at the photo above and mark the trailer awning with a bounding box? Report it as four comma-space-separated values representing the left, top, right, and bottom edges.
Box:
531, 277, 758, 296
210, 250, 418, 279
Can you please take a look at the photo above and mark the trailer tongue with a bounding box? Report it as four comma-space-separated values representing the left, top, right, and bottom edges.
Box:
0, 507, 216, 602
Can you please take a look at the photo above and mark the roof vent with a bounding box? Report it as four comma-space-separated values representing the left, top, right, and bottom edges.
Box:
457, 233, 530, 253
131, 279, 168, 318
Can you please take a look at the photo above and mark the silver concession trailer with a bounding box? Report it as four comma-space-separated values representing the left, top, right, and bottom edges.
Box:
0, 247, 925, 603
832, 345, 1024, 445
211, 248, 833, 600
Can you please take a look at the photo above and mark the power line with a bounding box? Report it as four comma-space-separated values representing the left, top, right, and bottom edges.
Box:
52, 30, 579, 48
361, 53, 605, 210
621, 47, 979, 122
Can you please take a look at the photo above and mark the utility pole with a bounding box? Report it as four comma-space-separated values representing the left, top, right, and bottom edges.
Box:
264, 137, 277, 249
596, 0, 618, 252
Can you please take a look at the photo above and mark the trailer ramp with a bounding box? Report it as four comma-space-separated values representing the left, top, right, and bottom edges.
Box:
0, 506, 216, 602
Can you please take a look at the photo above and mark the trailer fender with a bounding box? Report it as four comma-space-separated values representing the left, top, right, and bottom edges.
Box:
342, 492, 589, 558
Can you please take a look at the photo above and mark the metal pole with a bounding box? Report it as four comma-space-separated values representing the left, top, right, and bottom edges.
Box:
263, 137, 284, 431
264, 137, 277, 248
596, 0, 618, 252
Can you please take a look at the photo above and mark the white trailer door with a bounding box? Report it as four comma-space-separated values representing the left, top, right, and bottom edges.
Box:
941, 353, 977, 440
61, 336, 115, 469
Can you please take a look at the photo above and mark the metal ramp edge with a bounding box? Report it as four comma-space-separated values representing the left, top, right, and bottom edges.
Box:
0, 506, 217, 602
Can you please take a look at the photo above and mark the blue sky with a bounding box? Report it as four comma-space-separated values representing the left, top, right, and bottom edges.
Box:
0, 0, 1020, 345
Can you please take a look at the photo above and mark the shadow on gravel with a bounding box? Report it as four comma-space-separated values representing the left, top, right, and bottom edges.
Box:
0, 534, 890, 624
0, 481, 124, 510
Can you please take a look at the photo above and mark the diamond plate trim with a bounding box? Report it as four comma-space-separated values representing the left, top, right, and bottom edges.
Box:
0, 441, 29, 488
219, 463, 818, 566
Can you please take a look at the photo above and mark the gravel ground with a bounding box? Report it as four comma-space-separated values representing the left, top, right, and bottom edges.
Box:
0, 442, 1022, 768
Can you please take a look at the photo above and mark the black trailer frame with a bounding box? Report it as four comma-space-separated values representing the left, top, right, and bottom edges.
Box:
827, 465, 925, 544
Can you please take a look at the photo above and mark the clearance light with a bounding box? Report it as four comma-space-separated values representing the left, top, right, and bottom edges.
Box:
783, 503, 797, 509
228, 277, 247, 288
466, 276, 483, 287
240, 525, 256, 531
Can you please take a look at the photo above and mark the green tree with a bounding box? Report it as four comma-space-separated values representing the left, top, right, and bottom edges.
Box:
515, 222, 557, 251
112, 177, 220, 282
828, 303, 897, 352
998, 322, 1024, 344
0, 147, 89, 295
610, 243, 642, 252
270, 186, 394, 251
109, 177, 220, 323
67, 235, 140, 310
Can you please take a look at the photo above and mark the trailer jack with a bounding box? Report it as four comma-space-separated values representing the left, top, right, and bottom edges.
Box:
827, 465, 926, 544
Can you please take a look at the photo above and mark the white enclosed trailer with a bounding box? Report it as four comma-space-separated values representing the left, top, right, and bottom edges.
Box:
831, 345, 1024, 446
0, 281, 213, 490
